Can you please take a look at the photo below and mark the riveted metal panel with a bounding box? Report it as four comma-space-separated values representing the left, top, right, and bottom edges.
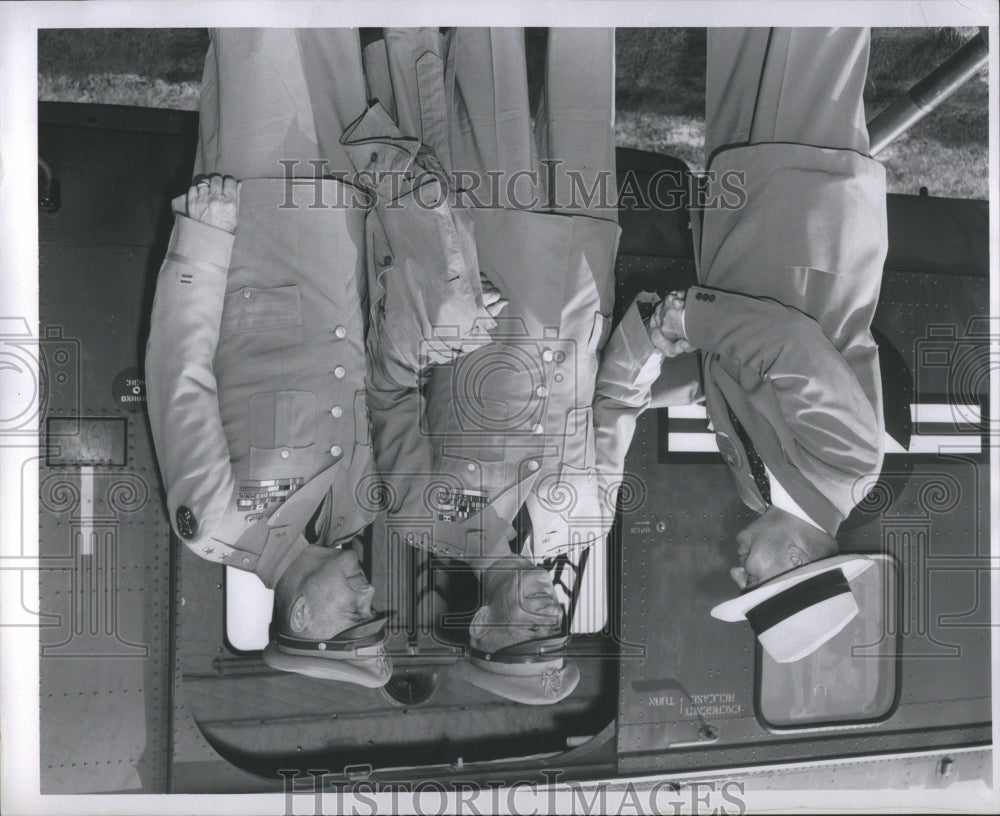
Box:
37, 102, 197, 793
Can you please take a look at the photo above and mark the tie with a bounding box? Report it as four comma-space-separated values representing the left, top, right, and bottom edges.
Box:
511, 502, 534, 556
726, 403, 771, 506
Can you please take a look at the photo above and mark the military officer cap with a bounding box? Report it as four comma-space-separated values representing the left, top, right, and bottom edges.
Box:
262, 611, 394, 688
455, 632, 580, 705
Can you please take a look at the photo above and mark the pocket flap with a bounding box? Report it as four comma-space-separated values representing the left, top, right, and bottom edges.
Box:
248, 443, 316, 481
221, 284, 302, 334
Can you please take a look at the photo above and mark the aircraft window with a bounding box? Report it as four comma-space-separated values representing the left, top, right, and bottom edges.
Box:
757, 555, 898, 728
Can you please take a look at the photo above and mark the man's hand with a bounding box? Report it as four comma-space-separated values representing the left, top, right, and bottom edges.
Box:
648, 290, 694, 357
186, 174, 241, 234
480, 275, 509, 319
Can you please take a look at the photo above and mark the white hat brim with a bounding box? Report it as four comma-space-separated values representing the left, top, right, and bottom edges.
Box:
262, 642, 392, 688
454, 659, 580, 705
710, 554, 875, 622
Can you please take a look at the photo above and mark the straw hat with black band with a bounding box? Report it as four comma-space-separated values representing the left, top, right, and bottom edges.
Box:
711, 554, 875, 663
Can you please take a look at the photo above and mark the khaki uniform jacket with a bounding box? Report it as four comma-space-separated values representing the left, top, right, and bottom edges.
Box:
367, 207, 665, 566
146, 180, 377, 588
677, 143, 888, 534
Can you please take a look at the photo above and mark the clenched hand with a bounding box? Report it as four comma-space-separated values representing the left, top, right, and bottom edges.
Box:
648, 290, 694, 357
186, 174, 241, 234
479, 275, 509, 319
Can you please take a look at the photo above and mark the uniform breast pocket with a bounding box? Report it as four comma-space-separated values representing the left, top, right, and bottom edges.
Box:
764, 167, 866, 278
221, 284, 302, 334
248, 391, 318, 479
546, 462, 599, 523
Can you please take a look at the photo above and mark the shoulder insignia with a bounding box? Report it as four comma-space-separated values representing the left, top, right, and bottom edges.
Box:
176, 506, 198, 540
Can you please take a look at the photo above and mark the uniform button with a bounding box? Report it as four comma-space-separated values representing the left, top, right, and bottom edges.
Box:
536, 385, 548, 398
280, 449, 290, 460
527, 460, 540, 472
334, 325, 347, 339
554, 350, 566, 363
709, 294, 715, 302
317, 642, 327, 651
369, 151, 379, 164
381, 255, 393, 267
330, 445, 343, 458
243, 288, 252, 299
542, 348, 554, 362
466, 463, 477, 472
333, 365, 346, 379
532, 423, 544, 434
331, 405, 343, 418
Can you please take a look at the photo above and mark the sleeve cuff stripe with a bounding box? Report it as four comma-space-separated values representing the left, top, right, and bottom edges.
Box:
165, 252, 229, 278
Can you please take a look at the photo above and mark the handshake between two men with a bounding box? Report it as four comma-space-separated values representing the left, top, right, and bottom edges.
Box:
148, 26, 889, 708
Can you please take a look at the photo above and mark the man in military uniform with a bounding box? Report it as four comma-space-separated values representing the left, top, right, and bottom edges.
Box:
362, 28, 663, 703
636, 28, 888, 660
146, 29, 504, 688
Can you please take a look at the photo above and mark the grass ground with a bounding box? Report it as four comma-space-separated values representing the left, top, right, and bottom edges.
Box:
37, 27, 989, 198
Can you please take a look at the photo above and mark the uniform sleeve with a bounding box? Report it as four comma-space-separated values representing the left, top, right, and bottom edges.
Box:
591, 302, 668, 534
145, 212, 246, 559
684, 287, 884, 481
